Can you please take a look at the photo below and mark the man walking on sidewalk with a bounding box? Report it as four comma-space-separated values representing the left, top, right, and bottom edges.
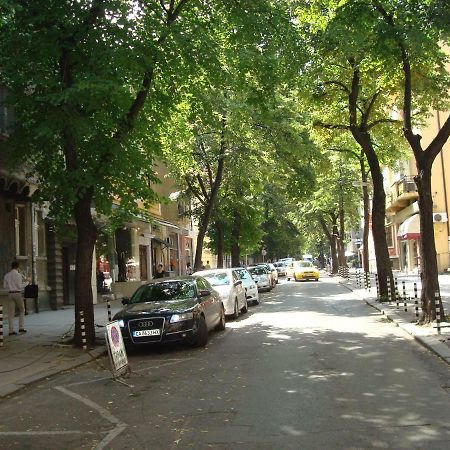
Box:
3, 261, 28, 336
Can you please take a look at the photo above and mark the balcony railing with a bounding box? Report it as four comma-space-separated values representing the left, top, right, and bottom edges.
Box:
386, 176, 418, 213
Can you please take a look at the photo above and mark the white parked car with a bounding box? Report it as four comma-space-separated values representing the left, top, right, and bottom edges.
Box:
234, 268, 260, 305
193, 268, 247, 318
256, 263, 277, 287
273, 262, 287, 277
247, 266, 272, 292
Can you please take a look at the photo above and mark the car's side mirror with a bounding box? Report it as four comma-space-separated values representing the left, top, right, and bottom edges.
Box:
198, 289, 211, 298
121, 297, 130, 305
234, 280, 242, 287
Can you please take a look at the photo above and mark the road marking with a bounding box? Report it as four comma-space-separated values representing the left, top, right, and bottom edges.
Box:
0, 430, 96, 436
55, 385, 127, 450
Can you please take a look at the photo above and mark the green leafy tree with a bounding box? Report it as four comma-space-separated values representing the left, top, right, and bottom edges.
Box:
1, 0, 293, 345
295, 0, 409, 298
368, 0, 450, 321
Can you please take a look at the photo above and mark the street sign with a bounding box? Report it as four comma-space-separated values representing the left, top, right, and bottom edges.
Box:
261, 249, 267, 256
105, 321, 129, 378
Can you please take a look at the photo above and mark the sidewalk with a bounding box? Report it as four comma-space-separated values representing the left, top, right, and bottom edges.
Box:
339, 272, 450, 366
0, 298, 123, 398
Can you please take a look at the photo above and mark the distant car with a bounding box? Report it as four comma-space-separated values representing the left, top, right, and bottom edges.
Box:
257, 263, 277, 287
234, 268, 259, 305
278, 257, 294, 265
273, 262, 287, 277
286, 261, 320, 282
193, 268, 247, 318
113, 277, 225, 348
247, 266, 272, 292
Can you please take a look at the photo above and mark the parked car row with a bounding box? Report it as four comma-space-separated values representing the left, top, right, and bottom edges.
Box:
113, 261, 319, 351
113, 266, 271, 350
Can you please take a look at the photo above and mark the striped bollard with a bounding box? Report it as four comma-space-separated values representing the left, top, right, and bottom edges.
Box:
80, 310, 87, 350
414, 282, 419, 320
387, 277, 392, 303
0, 305, 3, 347
394, 278, 399, 308
367, 272, 371, 292
375, 274, 380, 301
435, 291, 441, 335
106, 296, 112, 322
402, 280, 408, 312
364, 272, 368, 290
356, 270, 360, 288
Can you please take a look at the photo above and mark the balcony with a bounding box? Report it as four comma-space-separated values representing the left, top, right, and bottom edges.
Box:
386, 176, 419, 213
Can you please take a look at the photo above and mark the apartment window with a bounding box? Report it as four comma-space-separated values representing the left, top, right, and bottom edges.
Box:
15, 204, 27, 256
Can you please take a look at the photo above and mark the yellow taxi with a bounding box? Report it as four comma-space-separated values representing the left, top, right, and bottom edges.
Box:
286, 261, 320, 282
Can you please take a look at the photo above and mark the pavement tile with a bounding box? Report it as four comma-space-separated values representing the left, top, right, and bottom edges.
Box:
0, 299, 121, 398
338, 271, 450, 366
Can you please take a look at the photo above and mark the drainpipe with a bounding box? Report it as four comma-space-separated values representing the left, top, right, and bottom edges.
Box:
437, 111, 450, 241
30, 202, 37, 284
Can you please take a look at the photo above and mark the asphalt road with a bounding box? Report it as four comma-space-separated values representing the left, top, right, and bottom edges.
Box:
1, 275, 450, 450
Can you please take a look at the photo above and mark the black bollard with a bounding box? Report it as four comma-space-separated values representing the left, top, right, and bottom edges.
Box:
414, 282, 419, 320
402, 280, 408, 312
435, 291, 441, 335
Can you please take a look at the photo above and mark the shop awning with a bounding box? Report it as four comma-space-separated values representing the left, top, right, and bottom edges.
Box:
155, 219, 180, 230
397, 214, 420, 240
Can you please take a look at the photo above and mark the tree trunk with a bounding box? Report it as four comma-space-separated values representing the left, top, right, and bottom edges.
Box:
318, 215, 338, 274
215, 220, 224, 269
338, 200, 346, 268
231, 210, 241, 267
360, 153, 370, 272
415, 166, 442, 322
351, 132, 393, 299
193, 119, 226, 271
73, 189, 97, 347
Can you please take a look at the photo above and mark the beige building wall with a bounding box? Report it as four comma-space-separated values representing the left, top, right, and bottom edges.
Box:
421, 110, 450, 271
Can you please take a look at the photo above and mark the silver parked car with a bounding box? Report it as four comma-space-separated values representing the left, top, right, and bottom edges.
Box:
247, 266, 272, 292
193, 268, 248, 319
234, 267, 260, 305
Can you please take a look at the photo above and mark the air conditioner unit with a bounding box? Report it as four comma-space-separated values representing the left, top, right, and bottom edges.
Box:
433, 212, 448, 223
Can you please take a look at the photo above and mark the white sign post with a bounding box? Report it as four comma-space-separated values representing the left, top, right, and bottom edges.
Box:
105, 321, 129, 380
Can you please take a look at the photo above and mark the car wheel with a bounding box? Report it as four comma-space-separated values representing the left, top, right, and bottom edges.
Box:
192, 315, 208, 347
215, 305, 226, 331
241, 301, 248, 314
294, 274, 299, 282
253, 298, 260, 305
232, 299, 239, 319
287, 277, 290, 281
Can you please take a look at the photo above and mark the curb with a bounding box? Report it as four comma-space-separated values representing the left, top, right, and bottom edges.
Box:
0, 345, 107, 398
338, 278, 450, 367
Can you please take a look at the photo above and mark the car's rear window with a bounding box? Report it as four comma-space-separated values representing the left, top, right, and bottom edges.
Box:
201, 272, 230, 286
236, 269, 251, 280
130, 281, 195, 304
249, 267, 265, 275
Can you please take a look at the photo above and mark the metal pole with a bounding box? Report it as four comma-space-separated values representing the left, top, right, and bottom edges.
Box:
394, 278, 399, 308
80, 310, 87, 350
387, 277, 392, 303
356, 270, 360, 288
375, 274, 379, 301
106, 296, 112, 322
414, 282, 419, 320
0, 305, 3, 348
435, 291, 441, 335
402, 280, 408, 312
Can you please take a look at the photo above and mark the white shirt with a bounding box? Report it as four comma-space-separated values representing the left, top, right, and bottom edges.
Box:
3, 269, 27, 292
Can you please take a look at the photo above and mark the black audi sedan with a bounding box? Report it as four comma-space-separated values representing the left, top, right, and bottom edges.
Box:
113, 276, 225, 348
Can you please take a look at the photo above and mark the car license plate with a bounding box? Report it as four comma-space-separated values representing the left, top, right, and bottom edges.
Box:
133, 329, 161, 337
